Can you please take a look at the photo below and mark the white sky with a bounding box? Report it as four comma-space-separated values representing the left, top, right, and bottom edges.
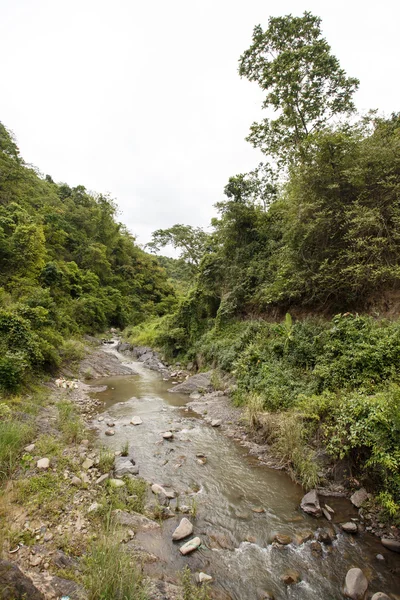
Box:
1, 0, 399, 250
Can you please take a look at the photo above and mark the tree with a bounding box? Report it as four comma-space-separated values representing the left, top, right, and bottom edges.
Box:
223, 163, 278, 211
239, 12, 359, 164
147, 224, 208, 269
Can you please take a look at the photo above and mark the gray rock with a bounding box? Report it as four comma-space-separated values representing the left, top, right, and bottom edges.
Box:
322, 507, 332, 521
381, 537, 400, 553
96, 473, 109, 484
114, 510, 160, 532
71, 476, 81, 486
114, 457, 139, 477
341, 522, 358, 534
88, 502, 101, 513
179, 536, 201, 555
109, 478, 125, 487
24, 444, 35, 453
168, 371, 213, 395
172, 518, 193, 541
350, 488, 369, 508
371, 594, 391, 600
130, 416, 143, 425
344, 568, 368, 599
198, 572, 212, 584
151, 483, 175, 499
37, 457, 50, 469
211, 419, 221, 427
162, 431, 174, 440
300, 489, 322, 517
0, 559, 44, 600
82, 458, 94, 470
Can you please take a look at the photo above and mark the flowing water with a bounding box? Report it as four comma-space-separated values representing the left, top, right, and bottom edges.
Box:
89, 342, 400, 599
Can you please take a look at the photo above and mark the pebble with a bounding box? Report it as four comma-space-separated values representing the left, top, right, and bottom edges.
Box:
82, 458, 94, 470
281, 570, 300, 585
98, 416, 104, 422
109, 479, 125, 487
274, 534, 292, 545
179, 537, 201, 555
96, 473, 109, 484
211, 420, 221, 427
37, 458, 50, 469
162, 431, 174, 440
43, 532, 53, 542
341, 522, 358, 534
198, 572, 213, 584
105, 429, 115, 436
131, 416, 143, 425
24, 444, 35, 452
106, 421, 115, 427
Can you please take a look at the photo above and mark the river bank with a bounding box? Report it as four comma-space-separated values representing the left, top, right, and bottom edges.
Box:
1, 338, 400, 599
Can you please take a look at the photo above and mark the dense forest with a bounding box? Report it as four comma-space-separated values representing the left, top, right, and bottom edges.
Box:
0, 123, 176, 392
130, 13, 400, 521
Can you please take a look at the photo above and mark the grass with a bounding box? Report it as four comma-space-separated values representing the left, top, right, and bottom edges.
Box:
180, 566, 211, 600
98, 477, 147, 519
98, 447, 115, 474
83, 534, 147, 600
121, 441, 129, 457
57, 400, 85, 444
0, 420, 34, 482
16, 471, 68, 512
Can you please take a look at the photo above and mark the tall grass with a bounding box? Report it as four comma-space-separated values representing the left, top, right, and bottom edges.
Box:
0, 420, 33, 481
83, 535, 147, 600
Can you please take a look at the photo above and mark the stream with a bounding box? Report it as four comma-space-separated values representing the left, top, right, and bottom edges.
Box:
88, 342, 400, 600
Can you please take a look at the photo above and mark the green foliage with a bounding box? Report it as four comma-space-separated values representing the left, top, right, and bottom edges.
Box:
0, 121, 175, 389
239, 11, 359, 163
147, 224, 209, 270
83, 535, 147, 600
180, 567, 211, 600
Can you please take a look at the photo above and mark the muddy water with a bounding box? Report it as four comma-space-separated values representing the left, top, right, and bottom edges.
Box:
89, 344, 400, 599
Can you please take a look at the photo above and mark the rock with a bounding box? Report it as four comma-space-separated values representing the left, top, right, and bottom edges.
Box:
109, 478, 125, 488
114, 457, 139, 477
29, 555, 42, 567
151, 483, 175, 499
98, 416, 104, 422
281, 570, 301, 585
257, 591, 274, 600
295, 530, 314, 545
168, 371, 213, 395
24, 444, 35, 453
211, 419, 221, 427
316, 529, 335, 544
96, 473, 109, 484
341, 522, 358, 534
179, 537, 201, 555
105, 429, 115, 436
344, 568, 368, 599
350, 488, 369, 508
252, 507, 265, 513
88, 502, 101, 513
131, 416, 143, 425
325, 503, 334, 513
82, 458, 94, 470
114, 510, 160, 532
172, 518, 193, 541
37, 458, 50, 469
376, 554, 385, 561
371, 594, 391, 600
310, 541, 323, 555
0, 559, 45, 599
43, 532, 53, 542
106, 421, 115, 427
162, 431, 174, 440
381, 537, 400, 553
274, 534, 292, 545
300, 489, 322, 517
71, 476, 82, 486
322, 507, 332, 521
198, 572, 213, 584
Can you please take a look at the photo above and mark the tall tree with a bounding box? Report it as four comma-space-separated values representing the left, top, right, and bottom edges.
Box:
147, 224, 208, 270
239, 12, 359, 164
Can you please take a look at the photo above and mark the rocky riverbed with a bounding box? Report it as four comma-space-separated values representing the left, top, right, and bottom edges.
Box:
2, 338, 400, 600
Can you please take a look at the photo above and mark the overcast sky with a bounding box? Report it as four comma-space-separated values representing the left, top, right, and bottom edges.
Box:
1, 0, 399, 251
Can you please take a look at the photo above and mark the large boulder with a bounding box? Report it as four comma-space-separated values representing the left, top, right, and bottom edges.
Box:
0, 559, 44, 600
300, 490, 322, 517
344, 568, 368, 600
168, 372, 213, 395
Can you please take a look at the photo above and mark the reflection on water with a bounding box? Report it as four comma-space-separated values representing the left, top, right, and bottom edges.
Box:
88, 346, 400, 600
